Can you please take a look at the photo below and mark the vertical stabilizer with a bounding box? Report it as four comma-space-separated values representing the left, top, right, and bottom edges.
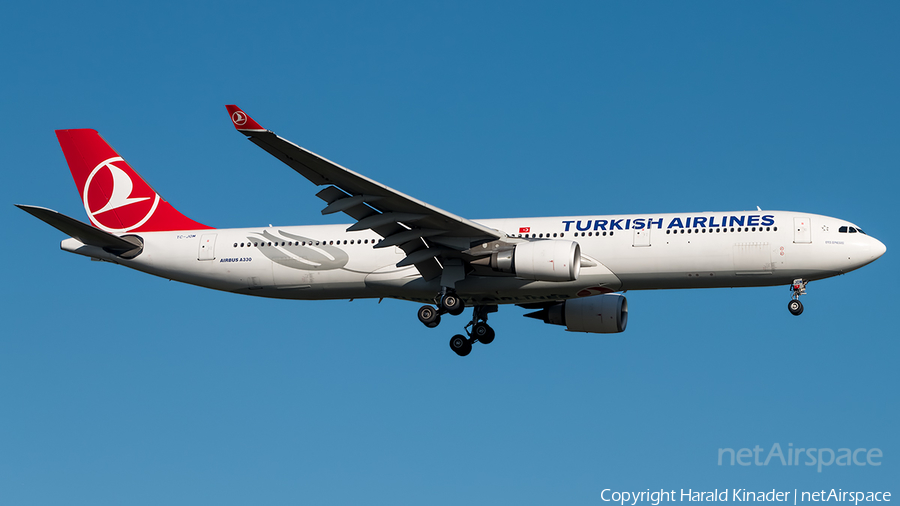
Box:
56, 129, 211, 233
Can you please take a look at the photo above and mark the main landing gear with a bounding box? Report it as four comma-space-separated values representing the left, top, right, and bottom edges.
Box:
448, 305, 498, 357
788, 278, 807, 316
416, 290, 464, 328
417, 291, 496, 356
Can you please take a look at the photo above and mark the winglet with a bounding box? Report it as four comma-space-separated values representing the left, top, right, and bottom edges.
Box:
225, 105, 265, 131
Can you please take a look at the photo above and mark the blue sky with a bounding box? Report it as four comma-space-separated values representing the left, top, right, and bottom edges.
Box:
2, 2, 897, 504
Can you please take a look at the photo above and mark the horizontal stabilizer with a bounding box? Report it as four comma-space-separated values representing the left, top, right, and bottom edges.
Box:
16, 205, 143, 258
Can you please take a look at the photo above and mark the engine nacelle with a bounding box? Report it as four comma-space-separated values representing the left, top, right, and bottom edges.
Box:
490, 240, 581, 282
526, 294, 628, 333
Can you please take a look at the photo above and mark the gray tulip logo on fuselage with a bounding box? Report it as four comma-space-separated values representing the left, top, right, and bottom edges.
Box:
248, 230, 349, 270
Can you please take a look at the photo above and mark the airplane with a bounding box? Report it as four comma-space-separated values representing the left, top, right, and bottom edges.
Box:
17, 105, 887, 356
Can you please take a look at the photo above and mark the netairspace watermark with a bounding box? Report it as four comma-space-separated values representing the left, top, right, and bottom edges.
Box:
601, 489, 891, 506
718, 443, 883, 473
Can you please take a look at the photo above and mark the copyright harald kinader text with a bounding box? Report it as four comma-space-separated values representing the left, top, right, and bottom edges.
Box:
601, 489, 891, 506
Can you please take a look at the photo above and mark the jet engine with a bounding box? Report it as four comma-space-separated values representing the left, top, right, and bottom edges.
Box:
485, 240, 581, 282
524, 294, 627, 333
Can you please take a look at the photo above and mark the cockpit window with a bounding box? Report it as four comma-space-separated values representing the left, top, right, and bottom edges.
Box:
839, 225, 867, 234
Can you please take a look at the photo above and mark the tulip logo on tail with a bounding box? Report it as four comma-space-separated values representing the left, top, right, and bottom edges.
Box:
83, 157, 160, 233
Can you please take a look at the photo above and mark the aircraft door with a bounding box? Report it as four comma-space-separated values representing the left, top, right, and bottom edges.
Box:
633, 226, 650, 247
198, 234, 217, 260
793, 217, 812, 244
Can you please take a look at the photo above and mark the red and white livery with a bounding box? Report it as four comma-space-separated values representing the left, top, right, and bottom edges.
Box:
19, 106, 887, 356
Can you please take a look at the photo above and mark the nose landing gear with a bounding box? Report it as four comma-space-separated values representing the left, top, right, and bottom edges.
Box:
788, 279, 807, 316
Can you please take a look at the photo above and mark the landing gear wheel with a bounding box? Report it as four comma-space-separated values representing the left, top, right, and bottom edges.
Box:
788, 279, 807, 316
441, 294, 465, 316
418, 305, 440, 327
449, 334, 472, 356
472, 322, 495, 344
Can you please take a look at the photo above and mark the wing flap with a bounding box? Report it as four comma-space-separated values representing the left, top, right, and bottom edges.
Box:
321, 194, 384, 215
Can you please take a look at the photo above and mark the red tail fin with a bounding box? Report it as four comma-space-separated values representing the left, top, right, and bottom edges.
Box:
56, 129, 211, 233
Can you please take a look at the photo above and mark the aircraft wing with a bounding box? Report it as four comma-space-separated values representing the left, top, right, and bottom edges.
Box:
225, 105, 505, 281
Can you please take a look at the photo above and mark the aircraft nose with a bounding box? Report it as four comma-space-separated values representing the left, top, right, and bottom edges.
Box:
872, 237, 887, 260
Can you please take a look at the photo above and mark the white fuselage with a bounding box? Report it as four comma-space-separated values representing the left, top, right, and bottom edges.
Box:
61, 210, 886, 306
